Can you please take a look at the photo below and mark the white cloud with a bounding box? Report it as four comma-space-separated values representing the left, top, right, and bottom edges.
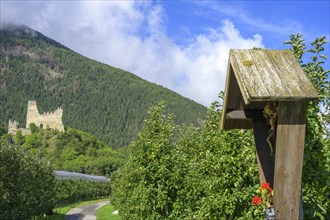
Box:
1, 1, 264, 106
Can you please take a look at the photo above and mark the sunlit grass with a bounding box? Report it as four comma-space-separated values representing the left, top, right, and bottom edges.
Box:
97, 203, 122, 220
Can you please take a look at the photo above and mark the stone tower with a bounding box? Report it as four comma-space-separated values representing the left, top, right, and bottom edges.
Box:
26, 100, 39, 128
25, 100, 64, 131
8, 120, 19, 134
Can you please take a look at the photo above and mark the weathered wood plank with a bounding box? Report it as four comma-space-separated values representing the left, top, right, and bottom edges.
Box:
226, 110, 264, 119
275, 51, 318, 99
228, 49, 318, 101
229, 60, 251, 104
226, 66, 244, 110
221, 58, 234, 130
230, 50, 267, 101
267, 50, 307, 98
249, 50, 291, 98
273, 101, 307, 219
223, 119, 252, 129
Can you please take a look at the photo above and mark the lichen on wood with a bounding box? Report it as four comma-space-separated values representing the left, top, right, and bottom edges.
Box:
242, 60, 253, 67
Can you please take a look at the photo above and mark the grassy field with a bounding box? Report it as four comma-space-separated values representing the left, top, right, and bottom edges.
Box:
97, 203, 122, 220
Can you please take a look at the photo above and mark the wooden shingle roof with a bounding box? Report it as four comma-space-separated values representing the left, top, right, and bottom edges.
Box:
221, 49, 318, 130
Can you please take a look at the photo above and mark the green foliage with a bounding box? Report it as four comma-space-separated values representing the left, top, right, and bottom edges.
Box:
0, 142, 55, 219
6, 127, 128, 176
285, 34, 330, 219
97, 203, 122, 220
111, 102, 177, 219
0, 24, 206, 149
0, 122, 6, 137
284, 33, 306, 63
29, 123, 39, 133
111, 102, 261, 219
54, 179, 111, 206
0, 127, 114, 218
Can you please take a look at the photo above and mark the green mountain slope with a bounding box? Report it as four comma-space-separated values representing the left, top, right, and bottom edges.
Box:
0, 24, 206, 149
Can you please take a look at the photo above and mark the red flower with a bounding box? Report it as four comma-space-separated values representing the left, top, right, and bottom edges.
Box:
261, 182, 272, 193
252, 196, 262, 205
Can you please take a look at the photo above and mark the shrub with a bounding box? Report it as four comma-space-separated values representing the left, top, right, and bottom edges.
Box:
0, 142, 55, 219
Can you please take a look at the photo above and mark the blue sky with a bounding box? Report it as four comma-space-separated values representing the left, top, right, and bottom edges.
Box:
1, 0, 329, 106
167, 1, 329, 44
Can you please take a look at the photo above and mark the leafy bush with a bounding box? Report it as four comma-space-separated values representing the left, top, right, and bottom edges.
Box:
111, 102, 260, 219
111, 102, 177, 219
0, 142, 55, 219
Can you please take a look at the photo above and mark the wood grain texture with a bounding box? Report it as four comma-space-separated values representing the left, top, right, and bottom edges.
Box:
249, 50, 288, 98
230, 49, 318, 102
276, 51, 319, 99
273, 101, 307, 219
226, 110, 264, 119
221, 59, 234, 130
230, 50, 260, 100
267, 51, 307, 98
229, 52, 251, 104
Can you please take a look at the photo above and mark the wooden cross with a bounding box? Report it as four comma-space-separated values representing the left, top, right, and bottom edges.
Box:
221, 49, 318, 219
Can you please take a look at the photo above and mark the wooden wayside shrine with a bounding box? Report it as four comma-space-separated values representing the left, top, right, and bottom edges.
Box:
220, 49, 318, 219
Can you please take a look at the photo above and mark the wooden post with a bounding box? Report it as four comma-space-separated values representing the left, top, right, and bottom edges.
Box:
273, 101, 307, 219
252, 118, 276, 188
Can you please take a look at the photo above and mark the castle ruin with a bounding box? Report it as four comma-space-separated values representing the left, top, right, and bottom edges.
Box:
8, 100, 64, 135
8, 120, 30, 135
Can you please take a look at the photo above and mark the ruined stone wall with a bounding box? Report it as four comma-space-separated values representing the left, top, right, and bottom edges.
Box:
8, 120, 19, 134
26, 100, 64, 131
8, 120, 31, 135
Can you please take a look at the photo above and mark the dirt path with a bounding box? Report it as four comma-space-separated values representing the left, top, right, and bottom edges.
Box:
65, 201, 110, 220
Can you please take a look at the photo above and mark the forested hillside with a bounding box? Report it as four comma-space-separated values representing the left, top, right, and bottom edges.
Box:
0, 24, 206, 149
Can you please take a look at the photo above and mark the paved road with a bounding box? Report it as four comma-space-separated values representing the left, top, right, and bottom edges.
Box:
65, 201, 110, 220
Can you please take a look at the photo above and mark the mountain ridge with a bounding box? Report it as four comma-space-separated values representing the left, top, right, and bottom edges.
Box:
0, 24, 207, 148
1, 23, 70, 50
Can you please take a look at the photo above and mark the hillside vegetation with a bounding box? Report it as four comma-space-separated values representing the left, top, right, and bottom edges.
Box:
4, 126, 128, 176
0, 24, 206, 149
